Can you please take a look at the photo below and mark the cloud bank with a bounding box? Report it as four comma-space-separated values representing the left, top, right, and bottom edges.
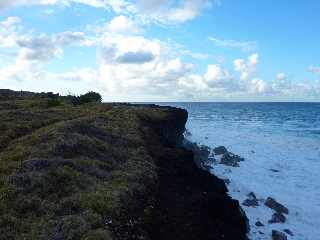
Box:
0, 3, 319, 101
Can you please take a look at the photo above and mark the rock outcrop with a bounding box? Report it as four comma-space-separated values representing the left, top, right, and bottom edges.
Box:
269, 213, 286, 224
272, 230, 288, 240
212, 146, 244, 167
265, 197, 289, 215
242, 192, 259, 207
0, 90, 249, 240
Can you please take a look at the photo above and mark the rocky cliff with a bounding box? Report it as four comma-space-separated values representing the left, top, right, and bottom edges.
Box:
0, 90, 248, 240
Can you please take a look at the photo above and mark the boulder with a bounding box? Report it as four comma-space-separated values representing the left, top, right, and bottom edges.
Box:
265, 197, 289, 214
283, 229, 294, 236
242, 192, 259, 207
247, 192, 257, 199
242, 198, 259, 207
220, 153, 242, 167
255, 221, 264, 227
269, 213, 286, 224
272, 230, 287, 240
213, 146, 228, 155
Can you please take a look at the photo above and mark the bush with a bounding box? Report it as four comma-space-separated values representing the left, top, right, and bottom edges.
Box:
79, 92, 102, 104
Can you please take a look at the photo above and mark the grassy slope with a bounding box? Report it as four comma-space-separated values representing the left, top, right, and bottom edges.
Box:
0, 90, 248, 240
0, 91, 184, 240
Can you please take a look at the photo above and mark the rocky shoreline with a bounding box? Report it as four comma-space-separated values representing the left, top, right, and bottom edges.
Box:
184, 135, 293, 240
0, 90, 249, 240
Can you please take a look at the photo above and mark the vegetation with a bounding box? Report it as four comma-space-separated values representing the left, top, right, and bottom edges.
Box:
0, 89, 248, 240
78, 92, 103, 104
0, 89, 165, 239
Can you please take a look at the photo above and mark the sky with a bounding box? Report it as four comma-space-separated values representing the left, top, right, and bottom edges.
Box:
0, 0, 319, 101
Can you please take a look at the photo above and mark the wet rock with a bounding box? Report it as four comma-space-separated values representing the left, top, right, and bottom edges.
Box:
269, 213, 286, 223
220, 153, 242, 167
247, 192, 257, 199
213, 146, 228, 155
255, 221, 264, 227
183, 140, 212, 170
242, 192, 259, 207
222, 178, 230, 185
270, 169, 280, 173
283, 229, 294, 236
265, 197, 289, 214
184, 129, 192, 137
272, 230, 287, 240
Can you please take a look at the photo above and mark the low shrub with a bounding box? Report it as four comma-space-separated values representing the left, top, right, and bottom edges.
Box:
79, 92, 102, 105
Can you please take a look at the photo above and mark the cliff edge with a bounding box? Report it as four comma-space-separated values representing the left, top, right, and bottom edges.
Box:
0, 90, 248, 240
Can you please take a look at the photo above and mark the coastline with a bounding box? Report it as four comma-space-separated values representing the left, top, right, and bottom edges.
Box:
158, 101, 320, 240
0, 90, 249, 240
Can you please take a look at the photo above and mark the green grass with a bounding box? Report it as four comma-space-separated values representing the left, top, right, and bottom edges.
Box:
0, 91, 174, 239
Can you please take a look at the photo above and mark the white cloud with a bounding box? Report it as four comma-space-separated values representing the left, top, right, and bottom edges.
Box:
16, 35, 61, 61
180, 50, 209, 60
55, 31, 94, 46
1, 0, 214, 24
107, 15, 140, 34
98, 34, 165, 64
1, 16, 21, 28
0, 0, 60, 9
1, 12, 319, 101
204, 64, 235, 89
131, 0, 214, 24
178, 74, 207, 92
0, 17, 22, 48
234, 53, 258, 80
308, 66, 320, 74
208, 36, 257, 52
50, 68, 98, 83
0, 25, 96, 83
250, 78, 267, 94
276, 72, 286, 81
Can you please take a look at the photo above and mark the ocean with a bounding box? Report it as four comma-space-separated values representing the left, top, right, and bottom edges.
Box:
161, 102, 320, 240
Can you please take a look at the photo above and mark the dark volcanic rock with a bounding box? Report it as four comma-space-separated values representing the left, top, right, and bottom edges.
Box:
269, 213, 286, 224
242, 198, 259, 207
242, 192, 259, 207
220, 153, 243, 167
255, 221, 264, 227
213, 146, 228, 155
265, 197, 289, 214
222, 178, 231, 185
283, 229, 294, 236
147, 114, 249, 240
247, 192, 256, 199
272, 230, 288, 240
183, 140, 212, 170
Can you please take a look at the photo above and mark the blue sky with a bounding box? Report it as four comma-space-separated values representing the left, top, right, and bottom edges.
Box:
0, 0, 319, 101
